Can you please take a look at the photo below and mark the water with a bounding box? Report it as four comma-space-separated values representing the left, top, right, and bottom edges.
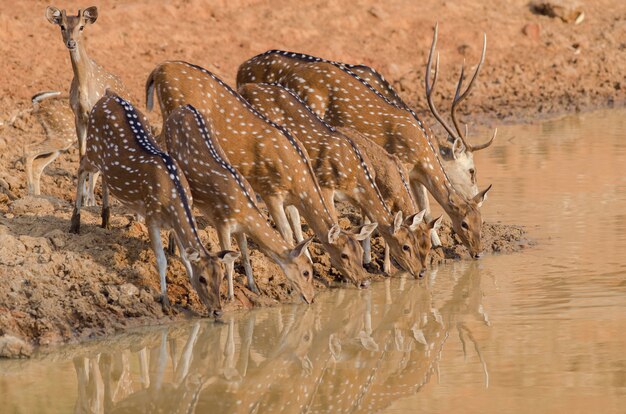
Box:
1, 109, 626, 413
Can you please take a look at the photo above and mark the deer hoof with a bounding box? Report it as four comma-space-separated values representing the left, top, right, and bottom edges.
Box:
101, 207, 111, 230
160, 295, 172, 314
69, 211, 81, 234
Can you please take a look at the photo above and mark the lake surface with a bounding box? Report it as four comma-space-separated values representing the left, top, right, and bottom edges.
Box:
1, 109, 625, 413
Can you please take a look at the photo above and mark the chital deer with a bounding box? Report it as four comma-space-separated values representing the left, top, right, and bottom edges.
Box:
46, 5, 128, 206
24, 91, 75, 195
343, 39, 496, 209
337, 126, 443, 273
239, 82, 426, 277
146, 61, 377, 287
236, 26, 494, 258
163, 104, 316, 303
69, 90, 238, 315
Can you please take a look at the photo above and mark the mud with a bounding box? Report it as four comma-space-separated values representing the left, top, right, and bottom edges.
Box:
3, 0, 619, 355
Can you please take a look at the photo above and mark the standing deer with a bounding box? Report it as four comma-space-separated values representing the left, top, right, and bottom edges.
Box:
24, 91, 75, 195
239, 82, 426, 277
69, 90, 238, 315
146, 61, 377, 287
236, 26, 494, 258
336, 126, 443, 272
163, 104, 316, 303
46, 5, 128, 206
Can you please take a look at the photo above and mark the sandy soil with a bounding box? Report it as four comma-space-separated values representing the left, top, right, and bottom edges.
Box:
1, 0, 620, 357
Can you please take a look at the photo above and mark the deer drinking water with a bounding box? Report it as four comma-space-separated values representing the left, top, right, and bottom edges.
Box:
69, 90, 238, 315
239, 82, 427, 277
145, 61, 376, 287
236, 26, 493, 258
162, 104, 316, 303
336, 126, 443, 273
46, 5, 129, 206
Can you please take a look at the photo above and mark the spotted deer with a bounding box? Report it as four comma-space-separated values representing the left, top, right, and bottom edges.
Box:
239, 82, 428, 277
69, 90, 238, 315
236, 26, 493, 258
46, 5, 129, 206
336, 126, 443, 273
163, 104, 316, 303
146, 61, 377, 287
24, 91, 75, 195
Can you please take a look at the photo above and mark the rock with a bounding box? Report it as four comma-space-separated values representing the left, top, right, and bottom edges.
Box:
10, 196, 56, 215
45, 228, 66, 249
0, 335, 33, 358
530, 1, 584, 23
522, 23, 541, 41
367, 6, 387, 19
0, 234, 26, 266
119, 283, 139, 297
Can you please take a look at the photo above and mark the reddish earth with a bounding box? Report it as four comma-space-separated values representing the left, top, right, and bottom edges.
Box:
1, 0, 621, 357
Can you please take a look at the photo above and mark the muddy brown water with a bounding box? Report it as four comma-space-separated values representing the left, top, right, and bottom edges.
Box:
1, 109, 625, 413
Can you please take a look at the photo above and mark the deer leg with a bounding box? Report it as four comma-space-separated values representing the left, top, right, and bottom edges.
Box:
86, 171, 101, 207
217, 225, 235, 301
173, 235, 194, 283
411, 181, 442, 247
266, 196, 294, 245
383, 243, 392, 274
24, 152, 36, 196
138, 348, 150, 389
31, 151, 61, 196
285, 205, 312, 262
75, 118, 94, 207
166, 231, 177, 256
362, 212, 372, 265
70, 163, 90, 234
101, 179, 111, 229
147, 223, 170, 311
235, 232, 258, 294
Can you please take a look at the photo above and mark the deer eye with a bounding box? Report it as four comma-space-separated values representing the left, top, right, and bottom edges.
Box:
461, 221, 469, 230
340, 253, 348, 260
402, 245, 410, 251
303, 270, 310, 277
199, 276, 207, 284
79, 26, 84, 31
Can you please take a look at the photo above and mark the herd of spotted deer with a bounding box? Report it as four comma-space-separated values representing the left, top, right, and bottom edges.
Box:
26, 6, 497, 317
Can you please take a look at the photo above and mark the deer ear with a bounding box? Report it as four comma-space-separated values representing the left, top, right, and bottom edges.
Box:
291, 237, 314, 258
452, 137, 466, 158
45, 6, 62, 25
406, 209, 426, 232
82, 6, 98, 24
428, 215, 443, 230
217, 250, 240, 265
392, 211, 403, 235
354, 223, 378, 241
185, 247, 201, 263
473, 184, 492, 207
328, 224, 342, 244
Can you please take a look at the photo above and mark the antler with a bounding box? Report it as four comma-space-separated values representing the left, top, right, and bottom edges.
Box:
425, 23, 461, 145
425, 24, 496, 153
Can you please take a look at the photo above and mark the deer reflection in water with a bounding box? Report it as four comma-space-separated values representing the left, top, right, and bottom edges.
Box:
71, 263, 490, 413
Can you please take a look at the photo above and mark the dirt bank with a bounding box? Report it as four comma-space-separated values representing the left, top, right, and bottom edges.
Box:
2, 0, 616, 356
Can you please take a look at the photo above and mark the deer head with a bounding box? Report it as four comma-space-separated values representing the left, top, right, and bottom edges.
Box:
327, 223, 378, 287
187, 248, 239, 317
415, 214, 443, 274
447, 185, 491, 258
425, 23, 496, 199
384, 211, 424, 277
282, 237, 316, 304
46, 6, 98, 51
